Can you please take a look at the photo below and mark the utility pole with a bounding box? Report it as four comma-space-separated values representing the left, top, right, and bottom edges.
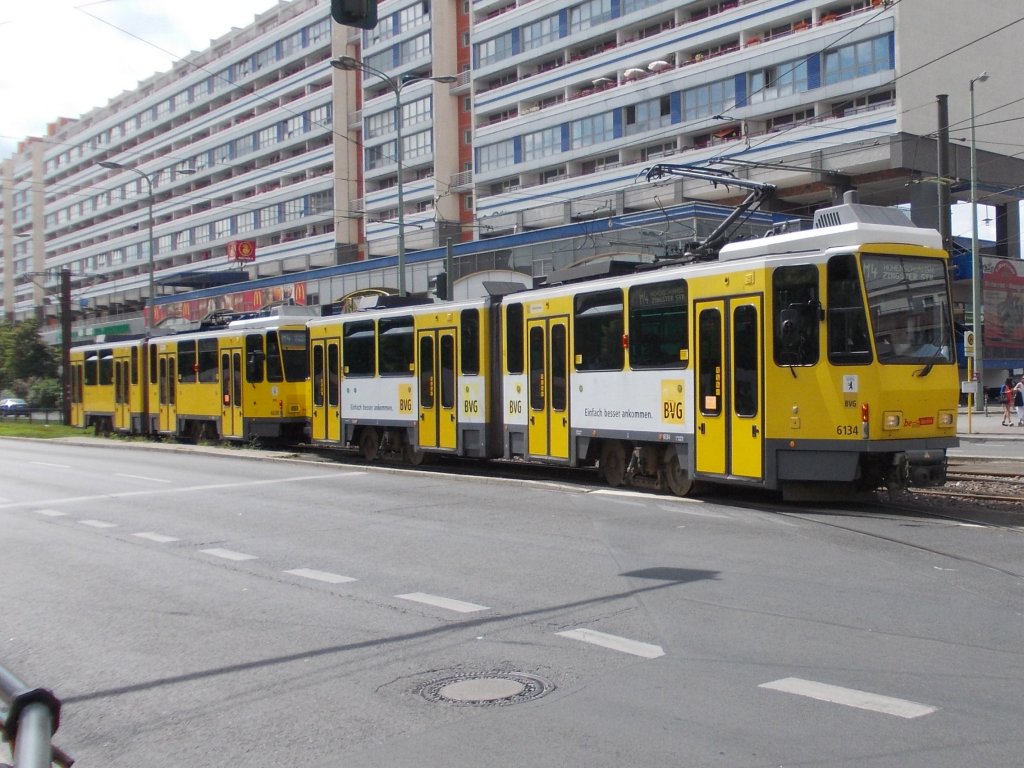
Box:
60, 268, 71, 425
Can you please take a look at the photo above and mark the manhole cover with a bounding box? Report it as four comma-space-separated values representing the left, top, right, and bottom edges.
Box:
419, 671, 554, 707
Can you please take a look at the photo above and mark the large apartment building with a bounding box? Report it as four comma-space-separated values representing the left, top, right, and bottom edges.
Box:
1, 0, 1022, 379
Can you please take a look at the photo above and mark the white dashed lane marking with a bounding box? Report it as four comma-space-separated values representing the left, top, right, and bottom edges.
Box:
284, 568, 357, 584
396, 593, 490, 613
759, 677, 937, 719
79, 519, 118, 528
116, 473, 172, 484
34, 509, 67, 517
30, 462, 70, 469
556, 628, 665, 659
133, 532, 181, 543
200, 548, 258, 562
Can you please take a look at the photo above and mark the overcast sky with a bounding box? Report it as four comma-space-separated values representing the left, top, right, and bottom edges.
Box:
0, 0, 280, 158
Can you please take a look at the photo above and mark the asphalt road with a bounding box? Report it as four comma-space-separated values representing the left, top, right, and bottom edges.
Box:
1, 438, 1021, 767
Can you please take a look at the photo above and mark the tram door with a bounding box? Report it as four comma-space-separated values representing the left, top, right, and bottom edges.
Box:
310, 338, 341, 442
417, 328, 457, 451
694, 297, 764, 480
113, 353, 131, 431
526, 317, 569, 460
220, 348, 243, 439
157, 349, 177, 434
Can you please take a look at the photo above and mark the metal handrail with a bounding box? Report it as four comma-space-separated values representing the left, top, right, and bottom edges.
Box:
0, 665, 73, 768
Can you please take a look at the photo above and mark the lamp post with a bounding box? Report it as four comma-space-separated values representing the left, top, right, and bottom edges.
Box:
97, 163, 195, 331
98, 161, 157, 332
969, 72, 989, 412
331, 56, 456, 296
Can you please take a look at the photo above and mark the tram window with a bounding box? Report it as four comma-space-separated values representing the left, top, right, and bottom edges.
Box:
178, 340, 198, 383
529, 326, 544, 410
827, 254, 872, 365
506, 303, 524, 374
461, 309, 480, 375
343, 320, 375, 376
628, 280, 687, 369
551, 323, 567, 411
131, 346, 138, 385
312, 345, 325, 407
244, 335, 265, 383
863, 254, 952, 365
379, 317, 414, 376
280, 329, 309, 381
419, 335, 435, 408
733, 304, 759, 417
327, 343, 340, 406
574, 289, 624, 371
84, 353, 98, 386
441, 334, 456, 409
168, 358, 176, 405
698, 309, 722, 416
198, 339, 218, 383
149, 344, 158, 386
773, 265, 820, 366
265, 333, 285, 382
232, 353, 242, 405
99, 350, 114, 385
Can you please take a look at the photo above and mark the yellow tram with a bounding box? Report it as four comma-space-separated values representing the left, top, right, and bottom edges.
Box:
70, 308, 313, 442
307, 193, 958, 499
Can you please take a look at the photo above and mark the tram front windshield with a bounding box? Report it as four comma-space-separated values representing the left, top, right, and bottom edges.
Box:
862, 254, 953, 365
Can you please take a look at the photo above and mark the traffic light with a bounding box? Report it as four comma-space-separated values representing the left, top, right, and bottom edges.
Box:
331, 0, 378, 30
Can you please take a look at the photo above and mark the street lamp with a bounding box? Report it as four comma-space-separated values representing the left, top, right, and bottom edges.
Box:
97, 161, 195, 332
331, 55, 456, 296
969, 71, 989, 412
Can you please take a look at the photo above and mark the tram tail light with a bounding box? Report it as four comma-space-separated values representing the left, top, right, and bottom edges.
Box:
860, 403, 870, 439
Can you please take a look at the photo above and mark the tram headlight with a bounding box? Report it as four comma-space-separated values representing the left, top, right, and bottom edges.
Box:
882, 412, 902, 431
938, 410, 955, 428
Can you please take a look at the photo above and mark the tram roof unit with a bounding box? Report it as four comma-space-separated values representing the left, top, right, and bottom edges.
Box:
718, 199, 943, 262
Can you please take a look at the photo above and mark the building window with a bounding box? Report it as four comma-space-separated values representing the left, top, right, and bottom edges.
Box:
522, 14, 560, 50
524, 126, 562, 160
476, 31, 514, 66
682, 77, 736, 121
366, 141, 396, 170
569, 0, 612, 33
748, 58, 809, 103
477, 139, 515, 172
403, 129, 432, 162
400, 32, 431, 64
402, 96, 431, 128
367, 109, 396, 139
625, 96, 672, 135
824, 34, 892, 86
570, 112, 614, 149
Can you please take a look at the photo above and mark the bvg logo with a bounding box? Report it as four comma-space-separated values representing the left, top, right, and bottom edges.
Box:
398, 383, 413, 414
661, 380, 684, 424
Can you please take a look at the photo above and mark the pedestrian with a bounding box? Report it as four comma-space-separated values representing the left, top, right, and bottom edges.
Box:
1015, 375, 1024, 426
1001, 377, 1014, 425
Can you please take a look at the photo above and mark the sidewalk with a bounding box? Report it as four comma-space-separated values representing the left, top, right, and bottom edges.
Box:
957, 407, 1024, 439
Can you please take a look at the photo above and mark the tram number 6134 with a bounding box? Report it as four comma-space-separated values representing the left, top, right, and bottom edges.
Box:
836, 425, 859, 436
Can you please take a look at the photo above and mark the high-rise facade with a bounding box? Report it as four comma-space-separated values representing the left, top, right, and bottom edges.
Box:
2, 0, 1022, 371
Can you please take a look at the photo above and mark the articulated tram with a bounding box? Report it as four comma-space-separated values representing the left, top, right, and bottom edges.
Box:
70, 193, 959, 499
70, 308, 313, 442
305, 197, 959, 499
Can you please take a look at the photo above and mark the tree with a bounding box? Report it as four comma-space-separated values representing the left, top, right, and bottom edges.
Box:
0, 319, 59, 396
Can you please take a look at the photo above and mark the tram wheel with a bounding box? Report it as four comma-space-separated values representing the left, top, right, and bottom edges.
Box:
662, 453, 693, 497
403, 443, 426, 466
359, 428, 379, 461
599, 441, 626, 487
